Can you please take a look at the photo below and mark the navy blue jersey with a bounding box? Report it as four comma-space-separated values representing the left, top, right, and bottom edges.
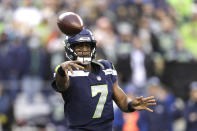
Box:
184, 101, 197, 131
51, 59, 118, 131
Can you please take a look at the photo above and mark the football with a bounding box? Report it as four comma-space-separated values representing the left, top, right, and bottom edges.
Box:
57, 12, 84, 36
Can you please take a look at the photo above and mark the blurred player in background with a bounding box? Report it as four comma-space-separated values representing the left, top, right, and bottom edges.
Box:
51, 28, 156, 131
184, 81, 197, 131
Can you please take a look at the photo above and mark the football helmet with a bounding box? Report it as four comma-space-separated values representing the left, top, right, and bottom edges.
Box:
64, 28, 96, 64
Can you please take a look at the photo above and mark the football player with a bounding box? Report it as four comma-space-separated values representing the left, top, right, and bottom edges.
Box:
51, 28, 156, 131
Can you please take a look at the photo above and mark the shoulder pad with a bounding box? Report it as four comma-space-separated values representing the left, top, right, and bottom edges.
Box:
96, 59, 113, 69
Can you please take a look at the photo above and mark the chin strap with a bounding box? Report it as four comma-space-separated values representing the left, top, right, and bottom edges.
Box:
77, 57, 92, 65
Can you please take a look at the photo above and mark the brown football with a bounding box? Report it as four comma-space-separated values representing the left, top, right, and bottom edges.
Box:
57, 12, 84, 36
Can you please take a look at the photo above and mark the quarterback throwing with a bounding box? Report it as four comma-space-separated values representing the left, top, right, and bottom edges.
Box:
51, 28, 156, 131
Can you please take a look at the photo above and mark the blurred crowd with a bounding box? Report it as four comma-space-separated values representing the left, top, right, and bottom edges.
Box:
0, 0, 197, 131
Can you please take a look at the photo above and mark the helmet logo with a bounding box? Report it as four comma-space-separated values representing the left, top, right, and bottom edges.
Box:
78, 37, 91, 42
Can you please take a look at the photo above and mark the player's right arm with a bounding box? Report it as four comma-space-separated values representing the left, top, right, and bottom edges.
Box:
113, 80, 156, 112
55, 61, 84, 92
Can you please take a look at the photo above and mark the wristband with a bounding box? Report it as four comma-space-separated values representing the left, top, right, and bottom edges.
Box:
57, 66, 66, 77
128, 101, 136, 112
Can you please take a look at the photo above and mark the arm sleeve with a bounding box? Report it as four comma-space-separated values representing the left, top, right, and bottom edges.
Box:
51, 65, 66, 93
51, 78, 60, 93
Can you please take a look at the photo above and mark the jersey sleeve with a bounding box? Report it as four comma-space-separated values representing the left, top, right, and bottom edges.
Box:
109, 62, 118, 83
98, 59, 118, 84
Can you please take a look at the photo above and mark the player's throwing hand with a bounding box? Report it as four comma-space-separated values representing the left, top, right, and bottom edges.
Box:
60, 61, 84, 74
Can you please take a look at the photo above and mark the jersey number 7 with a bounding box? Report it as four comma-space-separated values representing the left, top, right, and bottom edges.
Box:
91, 85, 108, 118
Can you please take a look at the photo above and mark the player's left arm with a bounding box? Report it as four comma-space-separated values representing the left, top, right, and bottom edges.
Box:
112, 81, 156, 112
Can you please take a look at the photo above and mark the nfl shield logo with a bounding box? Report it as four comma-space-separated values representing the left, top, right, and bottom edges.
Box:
96, 76, 101, 81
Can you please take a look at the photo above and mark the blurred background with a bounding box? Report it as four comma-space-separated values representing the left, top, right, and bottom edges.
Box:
0, 0, 197, 131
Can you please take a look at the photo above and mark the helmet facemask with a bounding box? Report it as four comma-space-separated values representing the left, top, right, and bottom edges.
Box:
73, 43, 95, 65
65, 42, 96, 65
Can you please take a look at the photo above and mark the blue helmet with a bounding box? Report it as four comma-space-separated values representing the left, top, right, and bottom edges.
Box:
64, 28, 96, 64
